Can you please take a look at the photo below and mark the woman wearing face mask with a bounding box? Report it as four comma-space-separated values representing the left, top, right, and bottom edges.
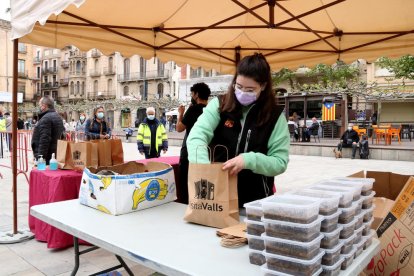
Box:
75, 112, 87, 132
85, 106, 111, 140
137, 106, 168, 159
187, 53, 290, 206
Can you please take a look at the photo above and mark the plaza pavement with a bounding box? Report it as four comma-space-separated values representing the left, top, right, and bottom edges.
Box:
0, 139, 413, 275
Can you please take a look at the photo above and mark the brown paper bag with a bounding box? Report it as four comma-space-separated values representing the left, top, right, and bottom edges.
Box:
57, 140, 73, 169
184, 161, 239, 228
92, 139, 112, 167
110, 139, 124, 165
56, 140, 98, 170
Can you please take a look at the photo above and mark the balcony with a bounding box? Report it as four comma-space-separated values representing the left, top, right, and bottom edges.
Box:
32, 93, 41, 101
33, 57, 41, 64
60, 78, 69, 86
91, 49, 101, 58
18, 71, 28, 79
88, 90, 116, 100
90, 69, 101, 77
43, 52, 61, 59
117, 70, 170, 82
41, 82, 51, 89
51, 82, 60, 89
41, 67, 58, 74
61, 61, 69, 68
69, 51, 86, 58
103, 67, 116, 75
69, 71, 86, 77
33, 75, 41, 81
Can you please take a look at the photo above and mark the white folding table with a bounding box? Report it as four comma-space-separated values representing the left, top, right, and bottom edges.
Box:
30, 200, 380, 276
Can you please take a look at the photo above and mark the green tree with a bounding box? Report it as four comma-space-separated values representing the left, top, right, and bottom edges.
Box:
377, 55, 414, 83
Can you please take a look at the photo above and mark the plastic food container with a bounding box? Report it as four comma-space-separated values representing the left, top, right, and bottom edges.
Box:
262, 216, 324, 242
246, 233, 265, 251
248, 248, 266, 266
355, 197, 363, 215
331, 177, 374, 196
262, 233, 323, 260
362, 217, 374, 236
263, 249, 325, 276
338, 202, 358, 224
363, 229, 376, 250
262, 195, 320, 223
354, 212, 364, 230
322, 240, 343, 266
321, 210, 341, 233
353, 236, 365, 259
353, 226, 364, 244
261, 264, 323, 276
321, 256, 344, 276
363, 205, 375, 222
315, 180, 362, 201
244, 200, 263, 221
341, 247, 357, 270
309, 185, 353, 208
321, 225, 343, 249
362, 191, 376, 209
339, 218, 357, 239
288, 189, 341, 216
340, 233, 356, 254
244, 218, 265, 236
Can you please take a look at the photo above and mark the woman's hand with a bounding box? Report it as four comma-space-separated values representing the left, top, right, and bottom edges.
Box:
222, 155, 245, 175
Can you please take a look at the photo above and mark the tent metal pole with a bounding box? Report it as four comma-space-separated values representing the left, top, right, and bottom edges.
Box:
12, 39, 18, 234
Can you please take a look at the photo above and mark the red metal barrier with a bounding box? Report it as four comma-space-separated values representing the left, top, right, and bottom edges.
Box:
0, 131, 30, 183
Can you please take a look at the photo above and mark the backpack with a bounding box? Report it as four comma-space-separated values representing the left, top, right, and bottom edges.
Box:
359, 140, 369, 159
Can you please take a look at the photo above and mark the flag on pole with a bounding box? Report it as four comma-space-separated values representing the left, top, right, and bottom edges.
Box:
322, 102, 336, 121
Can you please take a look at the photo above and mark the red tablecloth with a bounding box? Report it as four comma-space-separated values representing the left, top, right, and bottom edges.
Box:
29, 169, 83, 248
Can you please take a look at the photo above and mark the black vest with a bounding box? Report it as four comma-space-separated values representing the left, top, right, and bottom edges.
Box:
210, 97, 284, 207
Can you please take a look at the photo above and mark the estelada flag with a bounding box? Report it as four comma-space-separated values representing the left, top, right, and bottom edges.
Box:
322, 102, 336, 121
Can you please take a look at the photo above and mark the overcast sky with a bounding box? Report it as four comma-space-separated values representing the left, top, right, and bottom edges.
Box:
0, 0, 11, 21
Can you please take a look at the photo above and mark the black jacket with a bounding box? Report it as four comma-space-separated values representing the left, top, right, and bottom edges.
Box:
85, 118, 111, 140
341, 129, 360, 144
210, 97, 283, 207
31, 109, 64, 164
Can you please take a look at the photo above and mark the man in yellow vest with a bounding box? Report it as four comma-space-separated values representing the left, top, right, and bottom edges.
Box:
137, 107, 168, 159
0, 111, 6, 132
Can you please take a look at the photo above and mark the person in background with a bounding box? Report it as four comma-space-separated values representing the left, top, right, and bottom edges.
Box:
160, 113, 166, 127
137, 107, 168, 159
69, 118, 77, 131
176, 82, 211, 204
4, 112, 12, 151
371, 111, 377, 126
17, 118, 24, 130
75, 112, 87, 132
337, 123, 360, 159
304, 117, 319, 142
31, 96, 64, 164
167, 116, 173, 132
62, 119, 70, 132
187, 53, 290, 206
85, 106, 111, 140
287, 116, 299, 141
124, 126, 134, 142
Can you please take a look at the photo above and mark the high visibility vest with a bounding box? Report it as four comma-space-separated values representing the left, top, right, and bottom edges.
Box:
137, 123, 167, 153
0, 118, 6, 131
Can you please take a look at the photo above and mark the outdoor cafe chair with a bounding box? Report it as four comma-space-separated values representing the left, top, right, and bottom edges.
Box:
372, 125, 388, 144
388, 125, 401, 144
288, 124, 296, 142
353, 125, 367, 138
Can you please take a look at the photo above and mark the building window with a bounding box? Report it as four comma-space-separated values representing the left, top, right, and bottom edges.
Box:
124, 58, 130, 77
18, 43, 26, 53
53, 60, 57, 70
18, 59, 25, 74
52, 91, 57, 99
44, 61, 48, 70
94, 80, 98, 93
36, 67, 40, 79
123, 86, 129, 96
140, 57, 146, 78
76, 60, 81, 73
107, 79, 112, 93
139, 85, 144, 100
70, 82, 74, 95
190, 66, 202, 78
108, 57, 113, 70
81, 82, 85, 95
76, 81, 80, 94
157, 59, 164, 76
94, 59, 99, 71
157, 83, 164, 99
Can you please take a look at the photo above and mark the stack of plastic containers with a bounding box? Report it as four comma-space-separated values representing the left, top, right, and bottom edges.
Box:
244, 200, 266, 266
260, 195, 325, 276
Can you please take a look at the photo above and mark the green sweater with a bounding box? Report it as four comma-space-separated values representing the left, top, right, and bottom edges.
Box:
187, 97, 290, 177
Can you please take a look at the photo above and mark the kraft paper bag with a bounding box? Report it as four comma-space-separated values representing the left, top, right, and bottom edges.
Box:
56, 140, 98, 170
57, 140, 73, 169
92, 140, 112, 167
110, 139, 124, 165
184, 162, 239, 228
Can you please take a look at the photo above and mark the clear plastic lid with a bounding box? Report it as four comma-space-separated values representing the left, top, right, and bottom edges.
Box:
322, 225, 343, 237
244, 218, 265, 227
261, 264, 323, 276
324, 240, 344, 253
314, 180, 362, 200
339, 232, 356, 244
288, 189, 340, 214
341, 246, 357, 258
262, 215, 324, 229
261, 233, 324, 248
263, 249, 326, 265
308, 185, 354, 207
321, 256, 344, 271
332, 177, 375, 191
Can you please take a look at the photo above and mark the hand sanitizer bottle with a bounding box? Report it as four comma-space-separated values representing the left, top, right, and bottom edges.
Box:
49, 153, 58, 170
37, 155, 46, 171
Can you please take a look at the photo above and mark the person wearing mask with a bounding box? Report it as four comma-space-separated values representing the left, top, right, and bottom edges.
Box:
137, 107, 168, 159
31, 96, 65, 164
304, 117, 320, 142
187, 53, 290, 206
287, 116, 299, 141
337, 123, 360, 159
75, 112, 87, 132
4, 112, 12, 151
176, 82, 211, 203
85, 106, 111, 140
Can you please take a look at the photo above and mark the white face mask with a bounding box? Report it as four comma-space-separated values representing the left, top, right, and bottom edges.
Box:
348, 127, 352, 131
147, 115, 155, 120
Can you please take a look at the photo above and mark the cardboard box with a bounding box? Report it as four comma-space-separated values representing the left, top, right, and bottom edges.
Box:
79, 161, 177, 215
351, 173, 414, 276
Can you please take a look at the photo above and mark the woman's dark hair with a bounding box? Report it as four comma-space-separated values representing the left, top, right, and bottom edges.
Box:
220, 53, 277, 126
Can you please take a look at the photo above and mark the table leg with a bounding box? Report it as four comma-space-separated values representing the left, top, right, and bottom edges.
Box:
71, 237, 80, 276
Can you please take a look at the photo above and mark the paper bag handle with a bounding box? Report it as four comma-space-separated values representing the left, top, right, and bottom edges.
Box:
213, 144, 229, 162
195, 145, 212, 163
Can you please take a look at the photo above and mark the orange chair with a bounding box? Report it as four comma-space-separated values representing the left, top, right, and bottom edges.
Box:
353, 125, 367, 138
373, 125, 387, 144
388, 125, 401, 144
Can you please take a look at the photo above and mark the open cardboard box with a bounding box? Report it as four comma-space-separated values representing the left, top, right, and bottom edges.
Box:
349, 171, 414, 275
